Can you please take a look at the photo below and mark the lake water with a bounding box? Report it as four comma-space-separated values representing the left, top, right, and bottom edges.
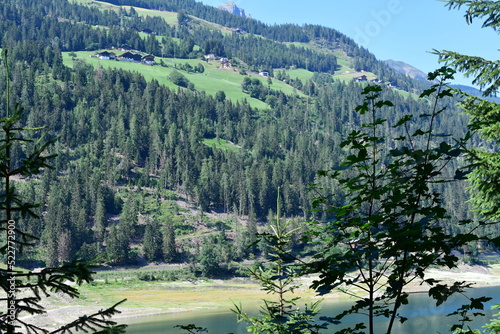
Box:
124, 286, 500, 334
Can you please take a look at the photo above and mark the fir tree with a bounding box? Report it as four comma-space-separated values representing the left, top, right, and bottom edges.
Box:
162, 222, 177, 263
143, 219, 162, 262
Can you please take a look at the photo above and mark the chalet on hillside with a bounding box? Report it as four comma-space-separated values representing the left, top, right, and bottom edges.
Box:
97, 51, 111, 60
118, 52, 135, 61
220, 57, 231, 68
230, 28, 244, 34
96, 51, 116, 60
204, 54, 216, 61
259, 71, 269, 77
354, 75, 368, 82
132, 54, 142, 62
220, 58, 233, 68
142, 55, 155, 65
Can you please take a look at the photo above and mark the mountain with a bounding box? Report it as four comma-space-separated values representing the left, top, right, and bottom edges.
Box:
385, 60, 500, 102
384, 59, 429, 81
0, 0, 473, 270
451, 84, 500, 103
217, 1, 251, 18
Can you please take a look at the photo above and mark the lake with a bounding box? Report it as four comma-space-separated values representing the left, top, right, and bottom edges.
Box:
124, 286, 500, 333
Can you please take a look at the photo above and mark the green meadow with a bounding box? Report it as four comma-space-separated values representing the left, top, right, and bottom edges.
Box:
62, 51, 309, 108
202, 138, 241, 152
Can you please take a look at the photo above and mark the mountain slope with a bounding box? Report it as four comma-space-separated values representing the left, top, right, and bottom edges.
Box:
451, 84, 500, 103
83, 0, 429, 93
0, 0, 473, 270
384, 59, 429, 81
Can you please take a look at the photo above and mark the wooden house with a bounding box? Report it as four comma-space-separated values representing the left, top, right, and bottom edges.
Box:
220, 58, 232, 68
117, 52, 135, 61
355, 75, 368, 82
142, 55, 155, 65
97, 51, 111, 60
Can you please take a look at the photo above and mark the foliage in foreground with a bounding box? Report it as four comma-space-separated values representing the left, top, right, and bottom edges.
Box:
232, 191, 329, 334
302, 68, 491, 334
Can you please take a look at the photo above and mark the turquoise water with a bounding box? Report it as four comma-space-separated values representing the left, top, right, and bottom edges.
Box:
124, 286, 500, 333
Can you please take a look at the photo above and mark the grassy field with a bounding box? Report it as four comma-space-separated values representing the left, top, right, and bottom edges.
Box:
202, 138, 241, 152
61, 51, 311, 109
74, 0, 234, 32
333, 71, 377, 82
62, 51, 272, 108
45, 261, 500, 313
75, 267, 344, 312
336, 58, 354, 73
19, 263, 500, 331
287, 68, 315, 82
68, 0, 379, 102
73, 0, 179, 25
61, 51, 415, 110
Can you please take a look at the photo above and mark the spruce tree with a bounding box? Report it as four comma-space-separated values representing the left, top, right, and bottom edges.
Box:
94, 195, 107, 243
162, 222, 177, 263
143, 219, 161, 262
120, 193, 138, 241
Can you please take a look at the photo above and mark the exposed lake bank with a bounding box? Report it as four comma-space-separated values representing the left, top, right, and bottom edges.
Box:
19, 263, 500, 330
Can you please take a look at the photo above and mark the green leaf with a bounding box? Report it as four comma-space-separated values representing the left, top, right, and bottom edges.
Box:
394, 115, 413, 128
375, 100, 394, 108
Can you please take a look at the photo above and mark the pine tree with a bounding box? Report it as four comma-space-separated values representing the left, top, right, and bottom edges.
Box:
120, 193, 138, 241
162, 221, 177, 263
105, 225, 130, 265
232, 189, 326, 334
143, 219, 161, 262
94, 195, 107, 243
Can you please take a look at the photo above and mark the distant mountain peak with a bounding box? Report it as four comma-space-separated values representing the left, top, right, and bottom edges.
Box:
217, 1, 251, 18
384, 59, 429, 81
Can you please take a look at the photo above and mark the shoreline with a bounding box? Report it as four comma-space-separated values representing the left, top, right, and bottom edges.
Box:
18, 263, 500, 330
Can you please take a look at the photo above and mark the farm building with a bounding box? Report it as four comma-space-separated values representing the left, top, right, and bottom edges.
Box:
142, 55, 155, 65
354, 75, 368, 82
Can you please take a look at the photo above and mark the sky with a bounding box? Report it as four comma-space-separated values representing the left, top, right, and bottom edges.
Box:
199, 0, 499, 87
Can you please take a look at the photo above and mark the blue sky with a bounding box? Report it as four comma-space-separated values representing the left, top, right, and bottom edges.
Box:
200, 0, 499, 87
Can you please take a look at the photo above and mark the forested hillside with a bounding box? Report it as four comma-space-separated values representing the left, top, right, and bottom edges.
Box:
0, 0, 487, 271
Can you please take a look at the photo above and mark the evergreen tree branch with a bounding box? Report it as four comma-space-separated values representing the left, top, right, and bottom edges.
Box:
49, 300, 127, 334
432, 50, 500, 96
442, 0, 500, 29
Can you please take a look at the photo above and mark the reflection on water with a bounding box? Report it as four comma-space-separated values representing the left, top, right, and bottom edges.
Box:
125, 286, 499, 334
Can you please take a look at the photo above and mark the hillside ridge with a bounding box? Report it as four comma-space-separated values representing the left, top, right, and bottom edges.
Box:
384, 59, 429, 81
